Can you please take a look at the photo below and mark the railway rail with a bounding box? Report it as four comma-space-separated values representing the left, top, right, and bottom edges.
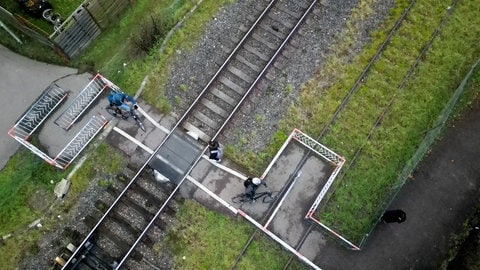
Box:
268, 0, 458, 268
61, 0, 317, 269
226, 0, 461, 268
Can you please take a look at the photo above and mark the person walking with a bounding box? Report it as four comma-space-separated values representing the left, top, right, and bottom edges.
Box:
208, 140, 223, 162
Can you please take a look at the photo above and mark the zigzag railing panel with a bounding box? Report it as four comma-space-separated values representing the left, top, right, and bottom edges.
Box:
54, 74, 107, 130
54, 114, 107, 169
8, 84, 68, 140
292, 128, 344, 165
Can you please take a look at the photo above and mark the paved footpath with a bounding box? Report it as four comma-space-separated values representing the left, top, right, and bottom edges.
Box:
0, 45, 77, 169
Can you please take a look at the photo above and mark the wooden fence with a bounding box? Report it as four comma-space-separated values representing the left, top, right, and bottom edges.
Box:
0, 0, 132, 60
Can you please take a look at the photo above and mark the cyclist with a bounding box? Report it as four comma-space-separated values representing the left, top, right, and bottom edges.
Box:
243, 177, 266, 200
108, 91, 138, 115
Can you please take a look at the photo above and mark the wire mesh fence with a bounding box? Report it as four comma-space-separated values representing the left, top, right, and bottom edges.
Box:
359, 57, 480, 247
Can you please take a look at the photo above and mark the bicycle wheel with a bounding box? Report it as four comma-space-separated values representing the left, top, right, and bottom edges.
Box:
231, 194, 246, 204
106, 106, 123, 118
262, 191, 279, 203
42, 9, 53, 21
133, 114, 146, 132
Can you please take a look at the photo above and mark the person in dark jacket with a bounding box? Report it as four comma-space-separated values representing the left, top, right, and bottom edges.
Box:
381, 209, 406, 223
208, 140, 223, 162
108, 92, 137, 114
243, 177, 266, 200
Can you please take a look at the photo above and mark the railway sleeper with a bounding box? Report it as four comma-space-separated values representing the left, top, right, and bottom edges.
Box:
225, 66, 255, 86
105, 185, 144, 211
273, 55, 288, 70
135, 176, 173, 200
212, 79, 240, 100
273, 4, 303, 19
243, 44, 270, 62
189, 102, 226, 127
204, 92, 235, 113
244, 38, 276, 62
261, 13, 294, 32
219, 76, 247, 95
210, 87, 238, 107
97, 225, 143, 261
106, 183, 161, 217
90, 234, 124, 264
259, 22, 288, 39
120, 193, 156, 219
77, 247, 115, 270
265, 67, 283, 81
251, 32, 279, 50
140, 169, 177, 194
182, 122, 211, 143
109, 208, 156, 250
220, 44, 234, 56
84, 214, 102, 230
109, 210, 142, 237
162, 202, 178, 216
267, 12, 295, 29
107, 185, 178, 223
235, 54, 262, 72
193, 110, 221, 130
230, 59, 260, 80
200, 98, 229, 118
154, 216, 168, 231
94, 199, 110, 214
103, 217, 137, 244
293, 0, 311, 9
132, 180, 169, 204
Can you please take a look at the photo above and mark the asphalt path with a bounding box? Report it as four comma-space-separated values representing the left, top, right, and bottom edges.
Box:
0, 45, 77, 169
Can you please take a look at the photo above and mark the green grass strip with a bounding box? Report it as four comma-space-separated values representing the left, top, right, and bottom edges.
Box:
0, 142, 124, 269
318, 0, 480, 243
166, 200, 307, 269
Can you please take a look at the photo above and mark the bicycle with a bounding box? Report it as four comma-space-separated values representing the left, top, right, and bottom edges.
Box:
42, 8, 63, 31
106, 105, 146, 132
231, 190, 279, 204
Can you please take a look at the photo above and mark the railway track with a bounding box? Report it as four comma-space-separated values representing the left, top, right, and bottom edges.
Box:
61, 0, 317, 269
178, 0, 318, 142
229, 0, 461, 268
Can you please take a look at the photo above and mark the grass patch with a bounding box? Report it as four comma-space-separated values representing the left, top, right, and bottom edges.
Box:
0, 147, 67, 269
221, 0, 480, 245
0, 0, 80, 33
68, 142, 124, 196
166, 200, 254, 269
70, 0, 195, 85
266, 0, 480, 245
166, 200, 308, 269
319, 0, 480, 243
0, 142, 124, 269
0, 147, 66, 235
